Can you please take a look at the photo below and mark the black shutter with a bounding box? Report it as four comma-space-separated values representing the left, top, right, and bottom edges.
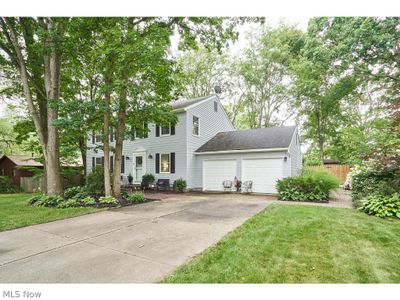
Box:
92, 157, 95, 169
110, 156, 114, 172
155, 153, 160, 174
144, 123, 148, 138
171, 152, 175, 174
155, 125, 160, 137
121, 155, 125, 173
92, 131, 95, 144
171, 124, 175, 135
101, 156, 104, 167
110, 127, 113, 142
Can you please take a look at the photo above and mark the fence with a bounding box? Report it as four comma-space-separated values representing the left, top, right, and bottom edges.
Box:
305, 164, 351, 183
20, 176, 44, 193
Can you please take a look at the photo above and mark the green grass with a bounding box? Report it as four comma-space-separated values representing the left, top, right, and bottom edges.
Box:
162, 205, 400, 283
0, 193, 100, 232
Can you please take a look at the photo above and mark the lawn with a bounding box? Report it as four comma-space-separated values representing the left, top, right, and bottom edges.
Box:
162, 205, 400, 283
0, 193, 100, 232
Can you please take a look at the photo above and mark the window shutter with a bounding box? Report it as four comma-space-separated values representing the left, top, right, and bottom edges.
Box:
101, 156, 104, 167
92, 131, 95, 144
155, 153, 160, 174
144, 123, 148, 138
155, 125, 160, 137
92, 157, 95, 169
121, 155, 125, 173
171, 125, 175, 135
171, 152, 175, 174
110, 127, 114, 142
110, 156, 114, 172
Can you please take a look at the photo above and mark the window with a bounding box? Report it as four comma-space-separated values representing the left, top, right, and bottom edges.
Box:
214, 101, 218, 112
95, 157, 103, 168
95, 132, 102, 143
160, 153, 170, 173
192, 116, 199, 136
12, 168, 16, 177
0, 168, 4, 176
161, 125, 170, 136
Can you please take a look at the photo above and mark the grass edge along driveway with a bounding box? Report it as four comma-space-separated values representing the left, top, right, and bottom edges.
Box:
162, 204, 400, 283
0, 193, 100, 232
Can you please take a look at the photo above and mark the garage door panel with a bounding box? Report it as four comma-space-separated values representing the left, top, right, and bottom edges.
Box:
242, 158, 283, 194
203, 160, 236, 191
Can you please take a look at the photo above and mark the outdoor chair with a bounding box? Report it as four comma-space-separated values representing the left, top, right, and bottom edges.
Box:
222, 180, 233, 192
156, 179, 170, 191
242, 180, 253, 193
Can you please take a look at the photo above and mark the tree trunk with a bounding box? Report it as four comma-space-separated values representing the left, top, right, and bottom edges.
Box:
103, 74, 112, 197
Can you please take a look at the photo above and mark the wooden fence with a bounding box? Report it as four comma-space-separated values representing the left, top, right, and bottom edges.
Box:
305, 164, 351, 183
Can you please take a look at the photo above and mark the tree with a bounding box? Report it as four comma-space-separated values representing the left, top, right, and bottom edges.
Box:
0, 17, 68, 195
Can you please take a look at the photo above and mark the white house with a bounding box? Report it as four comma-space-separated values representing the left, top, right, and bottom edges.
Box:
86, 94, 302, 193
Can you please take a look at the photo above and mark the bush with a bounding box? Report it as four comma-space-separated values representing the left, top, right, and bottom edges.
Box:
276, 171, 340, 202
27, 195, 64, 207
127, 192, 145, 203
352, 168, 399, 207
80, 196, 96, 206
64, 186, 85, 199
72, 190, 91, 202
85, 167, 105, 196
176, 178, 187, 192
98, 196, 119, 205
58, 199, 80, 209
359, 193, 400, 218
142, 173, 155, 183
0, 176, 21, 193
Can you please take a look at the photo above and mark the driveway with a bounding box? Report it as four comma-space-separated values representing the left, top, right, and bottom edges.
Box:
0, 193, 271, 283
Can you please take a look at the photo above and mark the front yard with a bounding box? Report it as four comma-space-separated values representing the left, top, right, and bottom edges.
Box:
162, 205, 400, 283
0, 193, 100, 232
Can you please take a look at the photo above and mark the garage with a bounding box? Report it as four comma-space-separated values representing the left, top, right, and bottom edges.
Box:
241, 158, 283, 193
203, 159, 236, 191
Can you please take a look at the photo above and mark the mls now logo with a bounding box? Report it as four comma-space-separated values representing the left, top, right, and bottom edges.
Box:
3, 291, 41, 298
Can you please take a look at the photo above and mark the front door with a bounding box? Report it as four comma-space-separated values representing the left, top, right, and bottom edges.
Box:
133, 152, 146, 183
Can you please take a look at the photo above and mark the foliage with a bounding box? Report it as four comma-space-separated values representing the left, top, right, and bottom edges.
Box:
85, 167, 105, 196
72, 190, 92, 202
235, 180, 242, 191
276, 171, 340, 201
27, 195, 64, 207
127, 173, 133, 184
175, 178, 187, 192
64, 186, 85, 199
142, 173, 155, 183
58, 199, 80, 209
98, 196, 119, 205
0, 176, 21, 193
80, 196, 96, 206
127, 192, 145, 204
359, 193, 400, 219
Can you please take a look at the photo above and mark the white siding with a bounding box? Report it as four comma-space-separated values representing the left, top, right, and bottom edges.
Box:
287, 127, 302, 176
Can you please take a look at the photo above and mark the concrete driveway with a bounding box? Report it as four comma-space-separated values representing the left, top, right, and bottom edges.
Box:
0, 193, 271, 283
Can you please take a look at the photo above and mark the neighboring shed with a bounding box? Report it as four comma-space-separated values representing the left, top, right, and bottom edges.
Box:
194, 126, 302, 194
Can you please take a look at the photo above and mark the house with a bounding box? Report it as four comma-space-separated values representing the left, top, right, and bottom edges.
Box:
0, 155, 83, 190
86, 94, 302, 193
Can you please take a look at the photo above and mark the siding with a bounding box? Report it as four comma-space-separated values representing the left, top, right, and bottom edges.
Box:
287, 127, 302, 176
186, 96, 235, 188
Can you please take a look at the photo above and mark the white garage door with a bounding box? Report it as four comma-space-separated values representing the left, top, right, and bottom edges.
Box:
203, 160, 237, 191
242, 158, 283, 193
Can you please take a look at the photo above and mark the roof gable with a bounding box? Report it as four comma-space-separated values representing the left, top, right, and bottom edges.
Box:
170, 95, 216, 111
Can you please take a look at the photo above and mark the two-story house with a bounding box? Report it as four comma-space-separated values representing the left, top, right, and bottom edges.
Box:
87, 94, 302, 193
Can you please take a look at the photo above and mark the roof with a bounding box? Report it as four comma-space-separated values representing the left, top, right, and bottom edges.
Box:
170, 95, 216, 111
0, 155, 82, 167
195, 126, 297, 153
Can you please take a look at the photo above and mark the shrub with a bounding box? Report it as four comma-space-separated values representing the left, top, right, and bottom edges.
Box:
142, 173, 155, 183
359, 193, 400, 218
176, 178, 187, 192
276, 171, 340, 202
58, 199, 79, 209
0, 176, 21, 193
72, 190, 91, 202
64, 186, 85, 199
128, 173, 133, 184
27, 195, 63, 207
80, 196, 96, 206
127, 192, 145, 204
85, 167, 105, 196
98, 196, 119, 205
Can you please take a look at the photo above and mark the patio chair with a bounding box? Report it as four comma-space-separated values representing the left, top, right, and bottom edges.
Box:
222, 180, 233, 192
156, 179, 170, 191
242, 180, 253, 193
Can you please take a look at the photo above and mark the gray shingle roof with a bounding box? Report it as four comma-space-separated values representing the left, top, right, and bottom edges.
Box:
170, 95, 215, 110
195, 126, 296, 153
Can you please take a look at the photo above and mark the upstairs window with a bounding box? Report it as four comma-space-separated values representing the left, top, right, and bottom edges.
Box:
161, 125, 170, 136
192, 116, 199, 136
95, 132, 102, 143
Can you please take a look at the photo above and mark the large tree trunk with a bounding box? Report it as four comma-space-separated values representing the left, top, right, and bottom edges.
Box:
103, 74, 112, 197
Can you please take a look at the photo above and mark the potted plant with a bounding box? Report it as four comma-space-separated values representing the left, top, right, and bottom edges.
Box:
128, 173, 133, 184
235, 180, 242, 192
